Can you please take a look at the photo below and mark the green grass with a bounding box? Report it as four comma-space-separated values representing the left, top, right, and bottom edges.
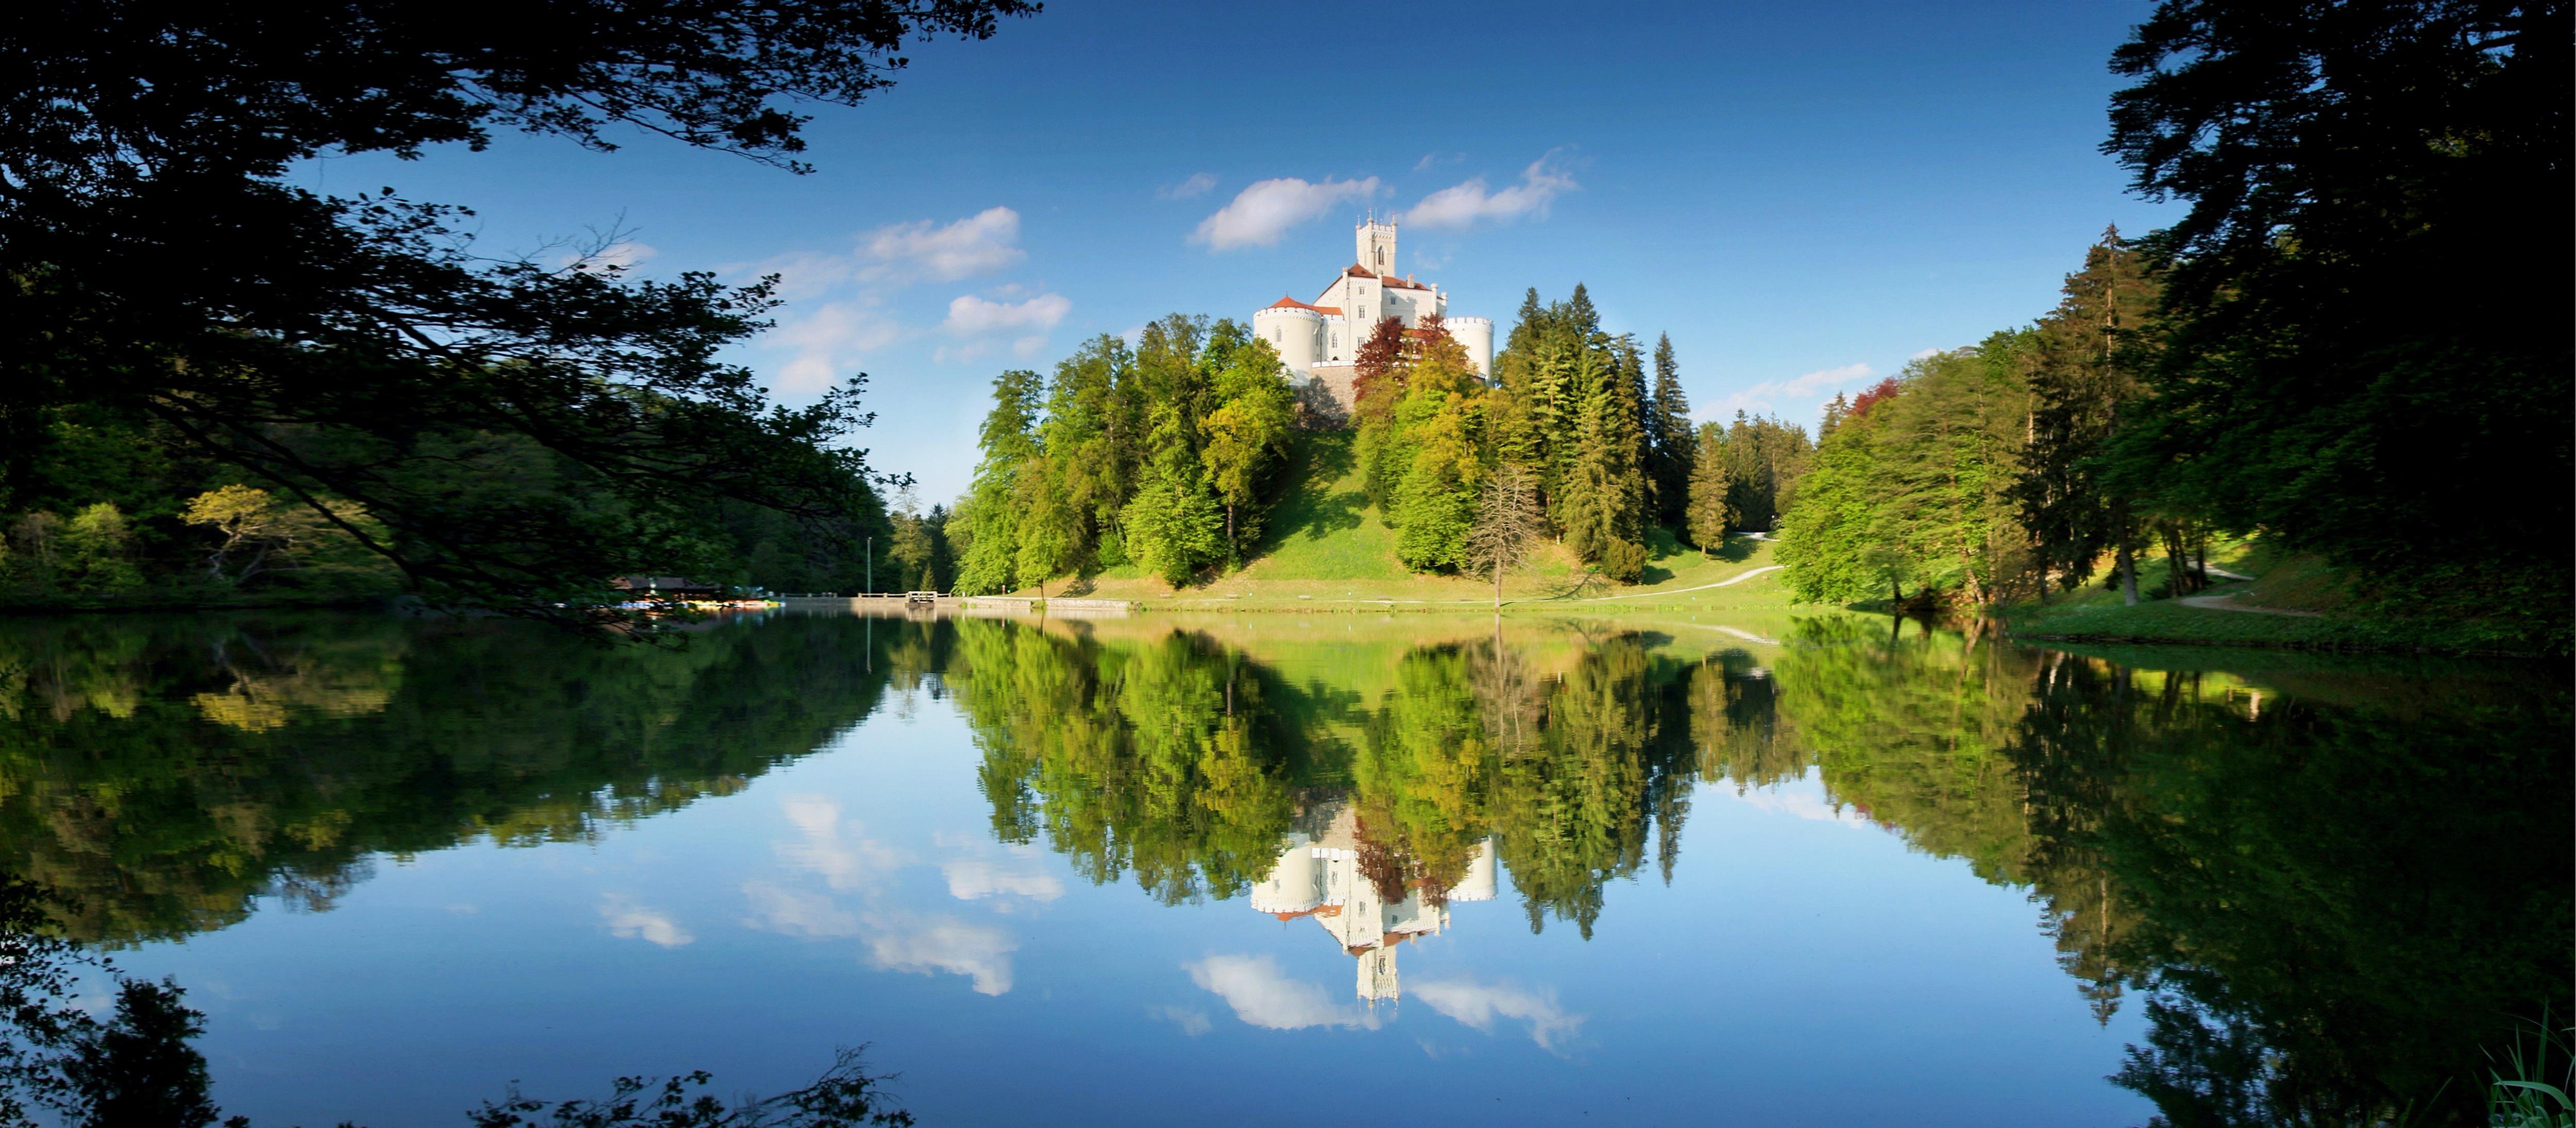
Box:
1022, 431, 1789, 613
1999, 548, 2546, 655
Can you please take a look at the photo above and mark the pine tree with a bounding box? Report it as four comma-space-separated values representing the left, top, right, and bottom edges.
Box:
2013, 227, 2159, 600
1646, 333, 1695, 527
1684, 422, 1732, 553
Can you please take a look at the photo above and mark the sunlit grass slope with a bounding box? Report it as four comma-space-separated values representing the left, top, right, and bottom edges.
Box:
1015, 431, 1789, 612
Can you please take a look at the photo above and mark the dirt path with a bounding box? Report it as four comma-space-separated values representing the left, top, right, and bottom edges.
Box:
1306, 564, 1787, 607
1568, 564, 1784, 602
2179, 589, 2324, 617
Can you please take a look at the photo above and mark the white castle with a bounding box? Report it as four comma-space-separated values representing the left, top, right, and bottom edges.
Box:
1252, 217, 1494, 416
1248, 799, 1498, 1003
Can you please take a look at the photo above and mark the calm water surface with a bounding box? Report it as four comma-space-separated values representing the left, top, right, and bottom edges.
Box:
0, 610, 2564, 1125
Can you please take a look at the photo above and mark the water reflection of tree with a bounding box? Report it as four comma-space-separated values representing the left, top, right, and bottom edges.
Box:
957, 622, 1703, 939
2009, 653, 2571, 1126
944, 620, 1301, 904
0, 613, 901, 945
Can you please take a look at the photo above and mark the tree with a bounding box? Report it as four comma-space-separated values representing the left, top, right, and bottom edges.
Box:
2099, 0, 2570, 641
952, 370, 1042, 596
1646, 333, 1696, 527
1684, 423, 1733, 553
1865, 340, 2036, 608
885, 486, 934, 592
1776, 403, 1892, 604
1012, 456, 1080, 597
1464, 465, 1544, 607
59, 504, 140, 595
181, 484, 377, 587
1200, 336, 1296, 557
1, 1, 1037, 626
1721, 412, 1814, 533
2013, 229, 2159, 602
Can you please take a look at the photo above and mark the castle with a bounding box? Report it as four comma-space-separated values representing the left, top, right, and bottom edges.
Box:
1252, 217, 1494, 416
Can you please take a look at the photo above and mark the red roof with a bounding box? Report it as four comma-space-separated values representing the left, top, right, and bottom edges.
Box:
1266, 295, 1343, 315
1341, 265, 1431, 291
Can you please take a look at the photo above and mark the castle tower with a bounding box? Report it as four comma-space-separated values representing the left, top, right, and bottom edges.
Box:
1357, 216, 1396, 275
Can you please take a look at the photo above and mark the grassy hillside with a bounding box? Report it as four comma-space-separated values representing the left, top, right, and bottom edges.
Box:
1014, 431, 1791, 614
1997, 542, 2548, 655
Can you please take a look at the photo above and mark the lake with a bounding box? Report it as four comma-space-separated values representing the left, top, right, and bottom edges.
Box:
0, 608, 2563, 1125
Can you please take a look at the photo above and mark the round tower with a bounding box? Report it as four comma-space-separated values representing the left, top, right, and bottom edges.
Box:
1250, 835, 1324, 916
1444, 316, 1495, 377
1253, 303, 1324, 374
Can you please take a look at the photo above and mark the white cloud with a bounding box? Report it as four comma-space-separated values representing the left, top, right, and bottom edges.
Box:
774, 795, 907, 890
1159, 172, 1218, 200
1909, 347, 1944, 360
942, 858, 1064, 903
600, 896, 693, 948
1412, 978, 1585, 1053
741, 881, 862, 938
861, 207, 1025, 282
764, 300, 904, 398
1153, 1006, 1213, 1036
735, 249, 861, 302
1399, 152, 1578, 230
1710, 361, 1876, 424
942, 293, 1071, 336
1186, 954, 1379, 1031
866, 916, 1018, 995
1413, 151, 1465, 172
1193, 176, 1381, 250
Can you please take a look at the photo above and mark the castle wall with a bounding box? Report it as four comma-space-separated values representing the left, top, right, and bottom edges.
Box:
1308, 363, 1359, 414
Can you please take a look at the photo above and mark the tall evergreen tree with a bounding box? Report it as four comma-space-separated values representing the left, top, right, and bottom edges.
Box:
1684, 423, 1732, 553
1646, 333, 1696, 527
2013, 228, 2159, 600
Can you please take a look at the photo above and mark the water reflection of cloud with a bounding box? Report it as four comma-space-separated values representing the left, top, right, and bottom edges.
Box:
776, 794, 907, 888
1186, 954, 1380, 1031
1412, 977, 1584, 1053
599, 896, 694, 948
865, 915, 1018, 995
941, 858, 1064, 903
741, 881, 861, 938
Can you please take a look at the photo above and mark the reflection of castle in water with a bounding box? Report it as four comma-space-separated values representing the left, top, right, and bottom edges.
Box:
1249, 799, 1496, 1004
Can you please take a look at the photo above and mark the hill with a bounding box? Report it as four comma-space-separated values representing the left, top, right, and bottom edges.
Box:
1008, 431, 1790, 614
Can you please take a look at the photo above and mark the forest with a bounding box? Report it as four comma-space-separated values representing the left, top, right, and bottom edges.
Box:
1778, 2, 2567, 649
943, 292, 1811, 595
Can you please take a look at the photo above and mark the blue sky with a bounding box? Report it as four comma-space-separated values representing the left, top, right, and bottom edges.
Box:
316, 0, 2175, 504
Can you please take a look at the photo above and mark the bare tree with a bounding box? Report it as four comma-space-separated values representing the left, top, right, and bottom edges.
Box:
1463, 465, 1545, 609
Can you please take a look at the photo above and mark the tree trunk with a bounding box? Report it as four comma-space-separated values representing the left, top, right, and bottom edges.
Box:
2117, 542, 2139, 605
1226, 503, 1235, 547
1493, 557, 1503, 609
